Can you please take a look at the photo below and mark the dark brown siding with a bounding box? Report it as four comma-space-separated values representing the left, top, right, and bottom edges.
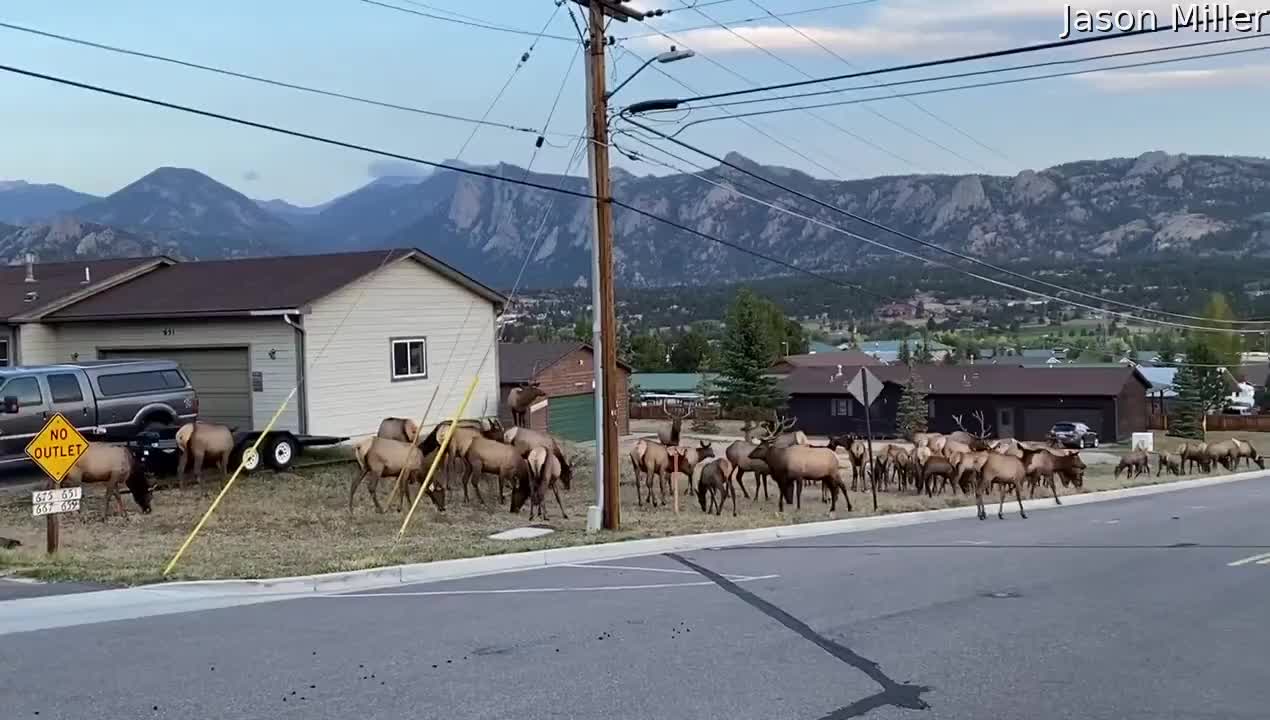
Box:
498, 347, 629, 435
1117, 375, 1150, 440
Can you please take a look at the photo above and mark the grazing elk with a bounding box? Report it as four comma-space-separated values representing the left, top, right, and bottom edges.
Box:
375, 417, 420, 444
658, 404, 690, 446
1177, 441, 1212, 474
974, 453, 1029, 521
694, 457, 737, 516
1024, 449, 1086, 505
725, 439, 770, 501
425, 418, 504, 498
1232, 438, 1265, 469
175, 421, 234, 495
920, 455, 958, 498
462, 435, 532, 506
747, 441, 851, 514
629, 439, 675, 507
512, 445, 567, 521
507, 383, 546, 428
64, 442, 153, 519
504, 426, 573, 490
1115, 449, 1151, 480
674, 440, 716, 495
1156, 452, 1183, 477
349, 437, 446, 514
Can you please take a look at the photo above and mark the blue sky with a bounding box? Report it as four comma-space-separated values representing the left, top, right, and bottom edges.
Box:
2, 0, 1268, 206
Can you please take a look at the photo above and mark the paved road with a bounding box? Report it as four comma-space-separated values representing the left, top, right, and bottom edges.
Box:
3, 479, 1270, 719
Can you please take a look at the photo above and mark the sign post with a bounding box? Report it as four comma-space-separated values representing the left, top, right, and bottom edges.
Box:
843, 368, 883, 512
24, 413, 90, 554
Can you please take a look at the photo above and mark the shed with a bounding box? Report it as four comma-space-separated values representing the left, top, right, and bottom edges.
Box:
497, 342, 630, 442
782, 364, 1150, 442
5, 249, 503, 439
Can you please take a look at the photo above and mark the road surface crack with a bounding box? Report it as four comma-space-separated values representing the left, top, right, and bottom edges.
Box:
665, 552, 930, 718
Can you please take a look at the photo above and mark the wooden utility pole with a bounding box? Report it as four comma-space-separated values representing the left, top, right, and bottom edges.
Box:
582, 0, 630, 530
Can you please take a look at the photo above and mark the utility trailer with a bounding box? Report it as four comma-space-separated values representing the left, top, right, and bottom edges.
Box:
134, 426, 348, 475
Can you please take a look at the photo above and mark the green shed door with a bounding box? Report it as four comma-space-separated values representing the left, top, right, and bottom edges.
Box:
549, 393, 595, 442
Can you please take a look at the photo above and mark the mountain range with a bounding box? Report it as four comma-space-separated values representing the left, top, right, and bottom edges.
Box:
3, 150, 1269, 288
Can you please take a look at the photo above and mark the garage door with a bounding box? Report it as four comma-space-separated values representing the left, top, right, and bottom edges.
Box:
99, 347, 252, 431
549, 393, 595, 442
1021, 407, 1105, 442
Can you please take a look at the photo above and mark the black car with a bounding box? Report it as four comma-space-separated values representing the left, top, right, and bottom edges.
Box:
1047, 422, 1099, 448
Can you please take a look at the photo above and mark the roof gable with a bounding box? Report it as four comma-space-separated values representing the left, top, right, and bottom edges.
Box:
2, 256, 170, 322
40, 248, 503, 321
498, 342, 631, 384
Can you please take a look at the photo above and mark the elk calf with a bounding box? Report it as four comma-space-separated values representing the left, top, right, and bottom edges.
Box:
694, 457, 737, 516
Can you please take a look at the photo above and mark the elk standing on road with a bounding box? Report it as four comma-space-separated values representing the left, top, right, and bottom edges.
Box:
974, 454, 1029, 521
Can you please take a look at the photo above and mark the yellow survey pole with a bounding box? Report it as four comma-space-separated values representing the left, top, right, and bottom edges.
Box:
396, 374, 481, 540
163, 387, 297, 576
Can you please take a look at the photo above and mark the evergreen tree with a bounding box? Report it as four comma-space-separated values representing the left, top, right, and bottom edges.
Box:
1168, 365, 1204, 440
1169, 340, 1228, 439
897, 338, 912, 366
718, 289, 781, 410
669, 328, 715, 372
914, 337, 935, 364
895, 372, 929, 439
690, 369, 720, 433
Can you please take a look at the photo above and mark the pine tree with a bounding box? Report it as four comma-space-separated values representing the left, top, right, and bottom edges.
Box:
914, 338, 935, 364
895, 372, 929, 439
718, 289, 781, 410
690, 370, 720, 433
1168, 364, 1204, 440
897, 338, 912, 366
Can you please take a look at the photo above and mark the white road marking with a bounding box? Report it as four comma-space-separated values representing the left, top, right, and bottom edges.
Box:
562, 563, 702, 576
1105, 519, 1120, 524
323, 574, 780, 598
955, 540, 992, 545
1227, 552, 1270, 567
1188, 505, 1208, 510
1256, 558, 1270, 565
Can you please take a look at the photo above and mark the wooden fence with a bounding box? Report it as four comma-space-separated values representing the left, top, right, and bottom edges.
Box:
1148, 413, 1270, 433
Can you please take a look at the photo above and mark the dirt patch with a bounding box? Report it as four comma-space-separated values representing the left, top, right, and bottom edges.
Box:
0, 450, 1231, 585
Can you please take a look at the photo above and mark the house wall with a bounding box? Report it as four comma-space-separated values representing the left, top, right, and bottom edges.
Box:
302, 259, 500, 440
15, 319, 300, 432
1117, 377, 1150, 440
497, 347, 630, 435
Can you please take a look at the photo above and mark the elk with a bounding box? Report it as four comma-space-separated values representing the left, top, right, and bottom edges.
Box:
424, 418, 504, 499
724, 439, 770, 501
375, 417, 419, 444
911, 432, 942, 449
948, 450, 990, 496
920, 455, 957, 498
694, 456, 737, 516
747, 441, 851, 513
1114, 449, 1151, 480
763, 414, 808, 448
349, 437, 446, 514
1230, 438, 1265, 469
461, 435, 532, 506
507, 382, 546, 428
1177, 441, 1212, 474
974, 453, 1029, 521
629, 439, 675, 507
1205, 439, 1243, 472
513, 445, 567, 521
503, 426, 573, 490
1156, 452, 1183, 477
674, 440, 716, 494
175, 421, 234, 495
1024, 449, 1086, 505
827, 434, 868, 491
950, 410, 993, 449
658, 404, 691, 446
64, 442, 153, 519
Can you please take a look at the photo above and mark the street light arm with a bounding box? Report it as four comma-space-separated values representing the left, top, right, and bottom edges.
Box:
605, 55, 658, 100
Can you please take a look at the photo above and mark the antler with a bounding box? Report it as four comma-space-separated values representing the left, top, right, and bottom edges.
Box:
971, 410, 992, 439
773, 414, 797, 434
663, 404, 690, 420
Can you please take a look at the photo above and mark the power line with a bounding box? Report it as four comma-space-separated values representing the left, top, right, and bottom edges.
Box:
0, 62, 884, 306
673, 0, 989, 171
358, 0, 576, 42
669, 39, 1270, 131
635, 18, 921, 170
742, 0, 1013, 167
681, 31, 1270, 112
664, 18, 1208, 106
0, 21, 578, 139
623, 0, 878, 39
614, 122, 1269, 334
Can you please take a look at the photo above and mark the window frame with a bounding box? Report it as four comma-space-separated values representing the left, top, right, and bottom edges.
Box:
96, 370, 179, 397
389, 337, 428, 382
1, 376, 43, 406
47, 373, 85, 404
0, 338, 9, 367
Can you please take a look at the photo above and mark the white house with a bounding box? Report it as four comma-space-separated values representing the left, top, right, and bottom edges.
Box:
1, 249, 503, 439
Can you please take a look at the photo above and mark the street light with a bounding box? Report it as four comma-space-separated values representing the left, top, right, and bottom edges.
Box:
605, 47, 695, 100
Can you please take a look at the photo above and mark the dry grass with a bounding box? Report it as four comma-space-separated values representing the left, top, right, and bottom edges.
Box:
0, 447, 1236, 585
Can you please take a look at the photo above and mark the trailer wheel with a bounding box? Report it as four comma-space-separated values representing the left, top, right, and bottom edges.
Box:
266, 434, 299, 472
239, 445, 261, 473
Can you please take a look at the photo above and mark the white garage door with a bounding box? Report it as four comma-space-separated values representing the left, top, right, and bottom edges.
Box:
99, 347, 252, 431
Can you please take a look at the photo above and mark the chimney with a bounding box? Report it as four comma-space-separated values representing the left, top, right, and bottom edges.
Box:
24, 253, 36, 283
82, 266, 91, 285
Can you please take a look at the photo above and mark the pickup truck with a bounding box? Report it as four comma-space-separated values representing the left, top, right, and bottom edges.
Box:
0, 360, 197, 467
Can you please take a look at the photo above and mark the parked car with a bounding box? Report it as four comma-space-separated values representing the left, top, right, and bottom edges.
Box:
1047, 421, 1099, 448
0, 360, 197, 467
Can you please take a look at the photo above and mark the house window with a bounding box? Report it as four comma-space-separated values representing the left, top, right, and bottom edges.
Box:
391, 338, 428, 381
0, 338, 8, 367
830, 398, 855, 416
927, 399, 936, 418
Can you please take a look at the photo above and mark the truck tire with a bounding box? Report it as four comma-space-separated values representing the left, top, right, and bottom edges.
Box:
265, 434, 299, 472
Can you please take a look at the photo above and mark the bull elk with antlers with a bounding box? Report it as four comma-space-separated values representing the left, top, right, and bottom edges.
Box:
658, 404, 691, 446
950, 410, 993, 450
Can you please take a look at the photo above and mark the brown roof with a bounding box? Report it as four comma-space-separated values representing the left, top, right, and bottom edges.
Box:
41, 249, 503, 321
782, 364, 1148, 398
772, 350, 883, 371
498, 342, 632, 385
1, 257, 164, 321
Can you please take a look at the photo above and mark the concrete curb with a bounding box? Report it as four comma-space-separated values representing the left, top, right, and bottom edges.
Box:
152, 468, 1268, 596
